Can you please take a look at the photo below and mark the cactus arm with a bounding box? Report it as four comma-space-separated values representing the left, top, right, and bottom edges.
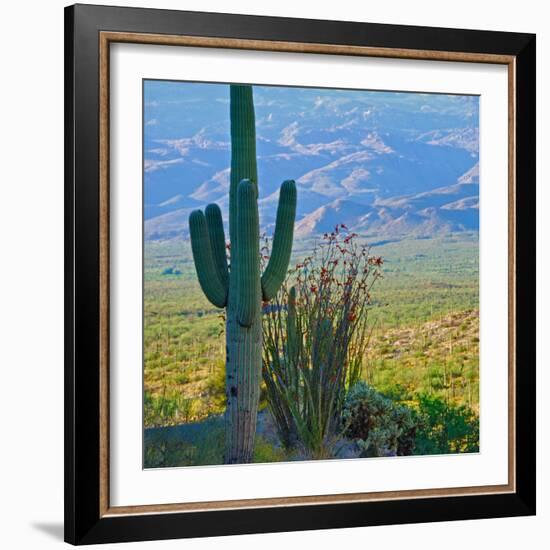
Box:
236, 179, 260, 327
205, 203, 229, 290
188, 210, 227, 308
229, 85, 258, 249
261, 180, 297, 301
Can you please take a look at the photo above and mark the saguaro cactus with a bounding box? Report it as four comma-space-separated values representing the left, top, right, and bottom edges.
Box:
188, 84, 297, 464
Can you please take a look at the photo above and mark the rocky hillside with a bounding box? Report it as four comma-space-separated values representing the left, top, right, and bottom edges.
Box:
143, 82, 479, 241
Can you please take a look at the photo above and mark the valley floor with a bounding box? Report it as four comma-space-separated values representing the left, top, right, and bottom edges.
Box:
143, 232, 479, 429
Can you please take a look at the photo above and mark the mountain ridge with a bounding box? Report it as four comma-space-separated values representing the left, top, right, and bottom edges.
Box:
145, 164, 479, 241
143, 82, 479, 241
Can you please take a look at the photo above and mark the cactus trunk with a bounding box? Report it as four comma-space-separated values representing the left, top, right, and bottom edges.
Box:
188, 84, 296, 464
225, 300, 262, 463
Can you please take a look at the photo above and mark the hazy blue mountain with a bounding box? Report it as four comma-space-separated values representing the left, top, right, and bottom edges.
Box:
143, 81, 479, 241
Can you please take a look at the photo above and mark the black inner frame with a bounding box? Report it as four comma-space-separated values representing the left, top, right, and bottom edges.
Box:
65, 4, 536, 545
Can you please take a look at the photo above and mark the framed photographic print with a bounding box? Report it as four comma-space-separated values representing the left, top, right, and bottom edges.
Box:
64, 3, 536, 545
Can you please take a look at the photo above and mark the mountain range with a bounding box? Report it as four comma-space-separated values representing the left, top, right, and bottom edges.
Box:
143, 82, 479, 241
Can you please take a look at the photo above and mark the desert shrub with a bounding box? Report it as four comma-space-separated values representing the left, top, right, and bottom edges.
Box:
342, 381, 416, 457
144, 388, 194, 427
413, 393, 479, 455
263, 226, 382, 458
203, 358, 226, 410
252, 436, 287, 463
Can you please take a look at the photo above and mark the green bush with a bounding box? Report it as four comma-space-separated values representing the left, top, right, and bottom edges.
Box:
342, 382, 416, 457
253, 436, 287, 463
413, 393, 479, 455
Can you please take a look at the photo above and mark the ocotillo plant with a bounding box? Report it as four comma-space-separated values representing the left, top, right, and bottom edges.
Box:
263, 228, 383, 458
188, 85, 297, 464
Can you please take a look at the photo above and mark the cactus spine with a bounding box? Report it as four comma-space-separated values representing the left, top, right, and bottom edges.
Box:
189, 84, 297, 463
